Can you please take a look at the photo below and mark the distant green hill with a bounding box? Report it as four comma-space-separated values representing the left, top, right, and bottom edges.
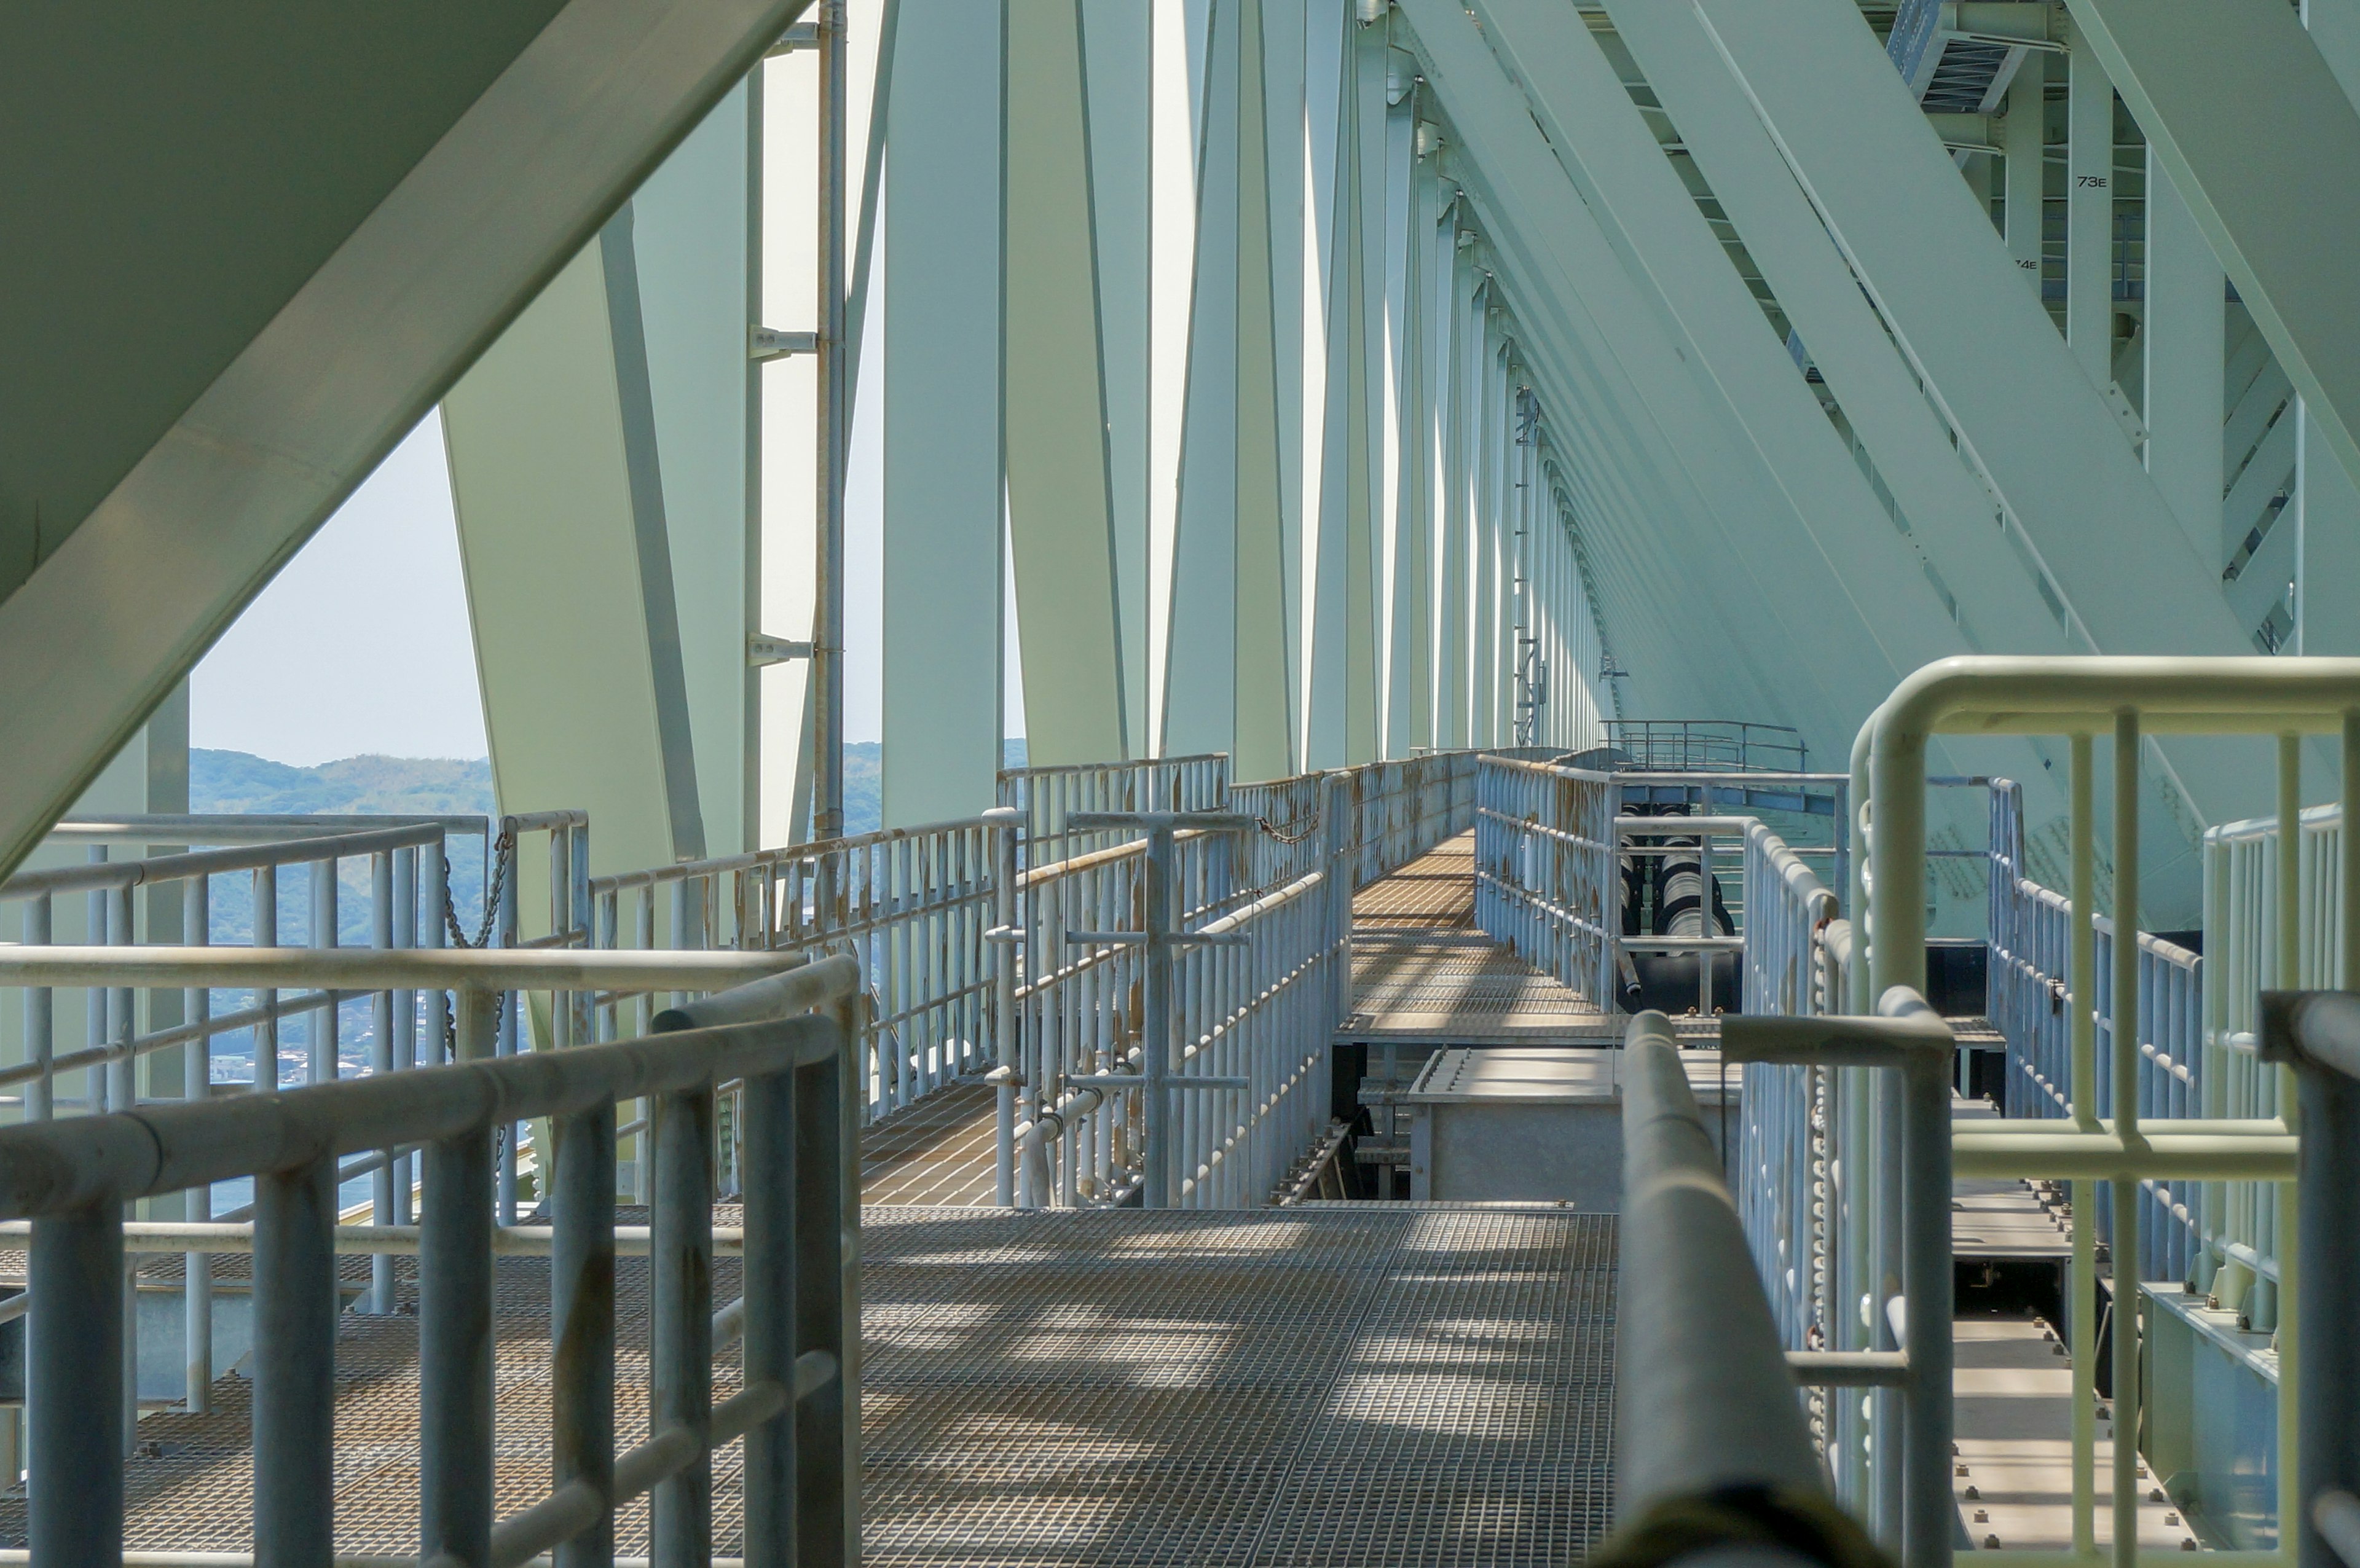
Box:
191, 740, 1029, 847
841, 739, 1025, 838
192, 750, 495, 817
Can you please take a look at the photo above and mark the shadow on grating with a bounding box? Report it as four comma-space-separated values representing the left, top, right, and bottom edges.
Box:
4, 1203, 1616, 1566
862, 1204, 1616, 1567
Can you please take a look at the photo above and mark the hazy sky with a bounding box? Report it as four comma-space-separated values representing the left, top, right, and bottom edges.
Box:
190, 407, 1007, 766
192, 417, 492, 764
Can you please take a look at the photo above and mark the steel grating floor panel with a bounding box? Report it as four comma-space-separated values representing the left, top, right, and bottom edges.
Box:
0, 1206, 752, 1556
35, 1204, 1616, 1564
862, 1204, 1616, 1567
863, 1077, 1001, 1205
1343, 836, 1613, 1046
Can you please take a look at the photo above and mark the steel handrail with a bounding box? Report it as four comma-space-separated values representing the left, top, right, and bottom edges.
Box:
1615, 1012, 1825, 1514
0, 823, 449, 901
12, 955, 856, 1568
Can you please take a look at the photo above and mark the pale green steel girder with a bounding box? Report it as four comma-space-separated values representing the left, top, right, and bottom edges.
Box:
1402, 0, 1911, 769
2063, 0, 2360, 493
1419, 154, 1763, 729
1083, 0, 1155, 755
633, 93, 760, 860
1380, 97, 1428, 758
2294, 6, 2360, 662
1164, 0, 1296, 782
1429, 198, 1776, 734
1607, 0, 2072, 669
2141, 155, 2225, 562
1443, 215, 1754, 729
2300, 404, 2360, 658
1687, 0, 2246, 662
1005, 0, 1128, 768
1686, 0, 2268, 852
881, 0, 1004, 826
445, 227, 705, 882
2002, 53, 2047, 296
1475, 0, 2037, 772
0, 0, 808, 881
1304, 0, 1361, 770
2064, 20, 2117, 392
1267, 0, 1312, 750
446, 93, 753, 877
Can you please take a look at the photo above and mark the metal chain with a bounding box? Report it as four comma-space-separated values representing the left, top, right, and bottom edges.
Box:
1254, 813, 1321, 845
444, 826, 517, 950
435, 827, 517, 1063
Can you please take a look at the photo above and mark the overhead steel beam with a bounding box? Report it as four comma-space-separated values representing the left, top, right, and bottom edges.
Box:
880, 0, 1004, 825
1477, 0, 2007, 730
1402, 0, 1910, 766
0, 0, 810, 881
1607, 0, 2072, 674
1685, 0, 2266, 860
1005, 0, 1128, 767
2062, 0, 2360, 490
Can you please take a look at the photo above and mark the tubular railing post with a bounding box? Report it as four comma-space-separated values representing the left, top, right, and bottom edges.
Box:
30, 1204, 124, 1568
24, 894, 52, 1123
254, 1153, 337, 1568
653, 1086, 715, 1563
552, 1099, 616, 1568
985, 807, 1021, 1207
2259, 991, 2360, 1568
395, 847, 418, 1226
422, 988, 498, 1568
2109, 711, 2141, 1568
309, 857, 339, 1087
371, 850, 396, 1314
106, 883, 136, 1455
741, 1064, 795, 1566
183, 873, 211, 1411
1143, 825, 1173, 1209
1321, 773, 1352, 1033
1722, 997, 1953, 1568
805, 1010, 853, 1540
498, 828, 522, 1225
256, 863, 280, 1092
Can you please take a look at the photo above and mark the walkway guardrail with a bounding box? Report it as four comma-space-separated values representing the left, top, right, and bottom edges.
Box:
1002, 755, 1473, 1209
2259, 990, 2360, 1568
589, 814, 1001, 1213
0, 944, 843, 1568
1608, 1010, 1884, 1568
1987, 778, 2230, 1295
1474, 755, 1843, 1016
1726, 997, 1956, 1568
0, 810, 586, 1441
1605, 718, 1809, 774
1862, 656, 2328, 1568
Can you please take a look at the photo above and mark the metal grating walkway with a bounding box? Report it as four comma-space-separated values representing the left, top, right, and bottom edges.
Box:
864, 1204, 1617, 1567
864, 1077, 1000, 1205
1345, 835, 1619, 1046
24, 1205, 1616, 1564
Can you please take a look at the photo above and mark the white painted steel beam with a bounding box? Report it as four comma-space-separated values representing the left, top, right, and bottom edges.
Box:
446, 220, 712, 879
2063, 0, 2360, 491
879, 0, 1003, 825
0, 0, 808, 880
2141, 158, 2224, 562
1004, 0, 1128, 767
1685, 0, 2263, 845
1401, 0, 1910, 766
1608, 0, 2070, 677
1085, 0, 1155, 755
